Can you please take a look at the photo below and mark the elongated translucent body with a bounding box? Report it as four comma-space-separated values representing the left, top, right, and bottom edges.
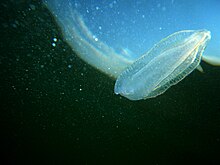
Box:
114, 30, 211, 100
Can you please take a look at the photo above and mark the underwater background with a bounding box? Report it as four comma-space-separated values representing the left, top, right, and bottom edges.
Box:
1, 0, 220, 164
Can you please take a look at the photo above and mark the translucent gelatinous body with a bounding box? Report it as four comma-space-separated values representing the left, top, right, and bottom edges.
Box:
114, 30, 211, 100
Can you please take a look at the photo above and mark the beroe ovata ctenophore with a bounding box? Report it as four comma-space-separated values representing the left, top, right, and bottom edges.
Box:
114, 30, 211, 100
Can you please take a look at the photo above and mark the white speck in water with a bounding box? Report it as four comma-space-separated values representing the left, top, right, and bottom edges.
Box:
93, 35, 98, 41
68, 64, 72, 68
53, 37, 57, 42
96, 6, 99, 10
52, 43, 56, 47
98, 26, 102, 30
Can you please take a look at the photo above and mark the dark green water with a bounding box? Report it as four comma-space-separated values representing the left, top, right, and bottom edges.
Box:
1, 1, 220, 164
